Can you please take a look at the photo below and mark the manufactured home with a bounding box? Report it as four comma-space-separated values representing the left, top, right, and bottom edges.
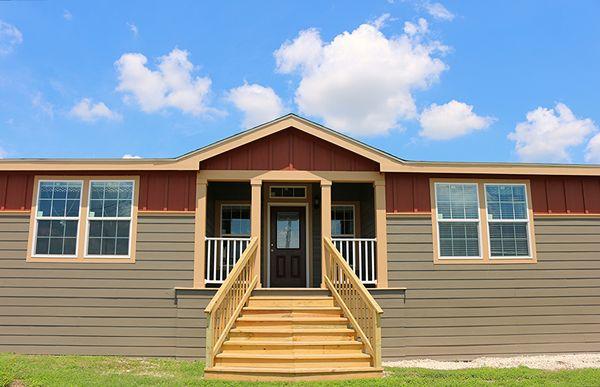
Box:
1, 114, 599, 380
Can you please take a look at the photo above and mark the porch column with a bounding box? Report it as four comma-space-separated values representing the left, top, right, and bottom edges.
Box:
374, 177, 389, 288
250, 179, 262, 287
320, 180, 332, 288
193, 177, 208, 288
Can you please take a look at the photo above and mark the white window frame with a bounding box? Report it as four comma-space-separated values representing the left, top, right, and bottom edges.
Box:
434, 182, 483, 260
220, 203, 251, 237
331, 204, 356, 238
269, 185, 307, 199
484, 183, 533, 260
32, 179, 83, 258
84, 179, 135, 259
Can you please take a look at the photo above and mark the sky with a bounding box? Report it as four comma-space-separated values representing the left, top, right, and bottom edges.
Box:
1, 1, 600, 164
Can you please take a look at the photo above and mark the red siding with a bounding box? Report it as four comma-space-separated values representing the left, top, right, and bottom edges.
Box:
530, 176, 600, 214
200, 128, 379, 171
138, 171, 196, 212
0, 171, 196, 212
0, 173, 34, 210
386, 173, 600, 215
385, 173, 431, 213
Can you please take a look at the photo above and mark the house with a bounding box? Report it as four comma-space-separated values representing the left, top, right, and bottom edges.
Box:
1, 114, 599, 381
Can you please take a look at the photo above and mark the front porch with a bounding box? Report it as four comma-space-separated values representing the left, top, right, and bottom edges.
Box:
195, 171, 388, 289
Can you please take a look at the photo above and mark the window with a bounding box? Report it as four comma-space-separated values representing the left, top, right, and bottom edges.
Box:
435, 183, 481, 258
34, 181, 82, 256
485, 184, 531, 258
331, 205, 355, 237
432, 180, 536, 264
270, 186, 306, 198
220, 204, 251, 236
86, 181, 134, 257
28, 177, 138, 262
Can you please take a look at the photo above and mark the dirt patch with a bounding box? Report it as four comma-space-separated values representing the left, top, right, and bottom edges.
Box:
384, 353, 600, 370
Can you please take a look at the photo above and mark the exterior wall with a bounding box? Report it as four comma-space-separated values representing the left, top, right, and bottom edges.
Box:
385, 172, 600, 215
384, 214, 600, 360
0, 171, 196, 213
0, 214, 203, 358
200, 128, 379, 171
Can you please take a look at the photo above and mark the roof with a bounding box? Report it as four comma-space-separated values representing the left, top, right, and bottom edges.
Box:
1, 113, 599, 176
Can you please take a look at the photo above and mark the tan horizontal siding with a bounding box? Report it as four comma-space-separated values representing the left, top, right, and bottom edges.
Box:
0, 214, 202, 359
383, 215, 600, 360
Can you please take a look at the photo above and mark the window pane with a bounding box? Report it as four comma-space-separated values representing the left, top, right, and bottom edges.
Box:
438, 222, 480, 257
331, 206, 355, 237
436, 183, 479, 220
486, 184, 528, 221
221, 205, 250, 236
35, 237, 49, 255
89, 181, 134, 219
489, 222, 530, 257
276, 212, 300, 249
88, 238, 101, 255
87, 220, 130, 256
37, 181, 82, 219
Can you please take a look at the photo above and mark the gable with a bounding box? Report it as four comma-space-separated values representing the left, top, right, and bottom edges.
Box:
200, 127, 379, 171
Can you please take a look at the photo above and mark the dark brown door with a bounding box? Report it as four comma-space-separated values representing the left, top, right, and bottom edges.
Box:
270, 206, 306, 287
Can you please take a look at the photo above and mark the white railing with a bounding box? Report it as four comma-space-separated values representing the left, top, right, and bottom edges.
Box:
332, 238, 377, 284
205, 237, 252, 284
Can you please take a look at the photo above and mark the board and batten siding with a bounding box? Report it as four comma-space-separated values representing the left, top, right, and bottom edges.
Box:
0, 214, 210, 358
384, 215, 600, 360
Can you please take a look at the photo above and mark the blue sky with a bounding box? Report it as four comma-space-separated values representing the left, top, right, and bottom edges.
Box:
1, 1, 600, 163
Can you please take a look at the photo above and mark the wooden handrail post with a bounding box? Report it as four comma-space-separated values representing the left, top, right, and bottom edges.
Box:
320, 180, 332, 288
205, 313, 214, 367
250, 180, 262, 287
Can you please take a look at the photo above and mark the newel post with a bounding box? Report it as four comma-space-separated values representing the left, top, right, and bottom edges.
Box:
320, 180, 332, 288
250, 179, 262, 287
205, 313, 214, 367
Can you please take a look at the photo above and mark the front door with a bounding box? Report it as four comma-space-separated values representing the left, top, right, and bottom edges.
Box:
270, 206, 306, 287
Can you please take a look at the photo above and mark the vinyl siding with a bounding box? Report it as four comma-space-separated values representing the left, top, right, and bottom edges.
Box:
0, 214, 203, 358
383, 215, 600, 360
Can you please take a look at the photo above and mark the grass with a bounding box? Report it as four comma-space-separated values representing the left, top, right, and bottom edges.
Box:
1, 353, 599, 387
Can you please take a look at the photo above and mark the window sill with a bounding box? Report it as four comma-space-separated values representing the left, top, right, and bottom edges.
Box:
26, 257, 135, 263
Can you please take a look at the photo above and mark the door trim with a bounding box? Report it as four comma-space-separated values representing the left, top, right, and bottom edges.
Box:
267, 203, 310, 288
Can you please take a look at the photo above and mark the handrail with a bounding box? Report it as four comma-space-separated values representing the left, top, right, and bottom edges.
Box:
323, 237, 383, 367
204, 237, 259, 368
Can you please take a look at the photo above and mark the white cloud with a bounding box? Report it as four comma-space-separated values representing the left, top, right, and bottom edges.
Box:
69, 98, 121, 122
585, 133, 600, 163
0, 20, 23, 55
63, 10, 73, 21
424, 2, 455, 21
227, 83, 285, 128
115, 48, 213, 116
32, 92, 54, 118
123, 154, 142, 159
127, 22, 138, 37
274, 18, 447, 136
509, 103, 597, 163
404, 18, 429, 36
419, 100, 495, 140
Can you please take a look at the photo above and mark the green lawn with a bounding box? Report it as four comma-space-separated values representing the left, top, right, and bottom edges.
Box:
1, 353, 599, 387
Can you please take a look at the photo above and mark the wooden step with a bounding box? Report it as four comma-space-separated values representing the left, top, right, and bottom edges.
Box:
241, 306, 342, 318
251, 288, 330, 297
221, 340, 363, 354
204, 366, 384, 381
214, 352, 372, 368
235, 316, 349, 328
229, 327, 356, 341
247, 295, 335, 307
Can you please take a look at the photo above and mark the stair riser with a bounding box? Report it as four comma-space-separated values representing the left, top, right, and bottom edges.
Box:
235, 321, 349, 329
247, 299, 335, 307
229, 332, 356, 341
215, 359, 372, 369
204, 370, 383, 382
221, 344, 364, 354
241, 310, 342, 318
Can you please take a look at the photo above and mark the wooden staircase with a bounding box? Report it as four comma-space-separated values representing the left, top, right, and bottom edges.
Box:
204, 289, 384, 381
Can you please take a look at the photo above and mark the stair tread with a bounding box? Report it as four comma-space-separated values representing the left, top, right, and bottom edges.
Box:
206, 366, 383, 374
216, 352, 371, 359
224, 340, 362, 346
238, 316, 347, 321
243, 306, 340, 310
230, 327, 354, 333
249, 296, 333, 299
